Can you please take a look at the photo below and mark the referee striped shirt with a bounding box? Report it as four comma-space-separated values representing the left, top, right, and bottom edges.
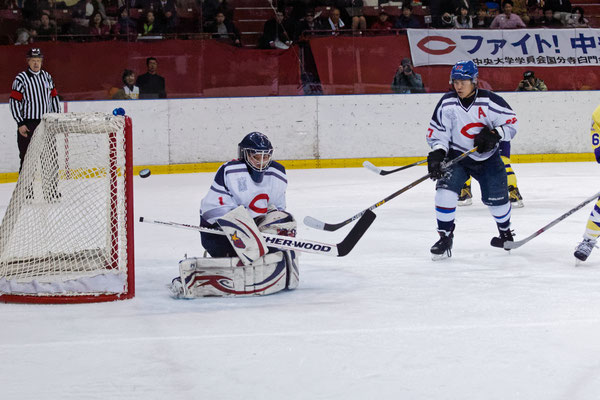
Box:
9, 68, 61, 126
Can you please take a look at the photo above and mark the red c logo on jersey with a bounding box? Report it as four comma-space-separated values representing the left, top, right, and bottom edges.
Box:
417, 36, 457, 55
461, 122, 486, 139
249, 193, 269, 214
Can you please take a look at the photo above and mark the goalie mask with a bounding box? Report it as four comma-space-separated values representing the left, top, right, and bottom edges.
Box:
238, 132, 273, 183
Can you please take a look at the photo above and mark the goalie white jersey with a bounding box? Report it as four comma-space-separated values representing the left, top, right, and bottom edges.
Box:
426, 89, 518, 161
200, 160, 287, 224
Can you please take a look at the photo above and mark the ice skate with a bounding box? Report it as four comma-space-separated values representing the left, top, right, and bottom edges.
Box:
508, 185, 523, 208
431, 231, 453, 260
168, 277, 184, 299
491, 228, 514, 250
574, 238, 597, 262
457, 183, 472, 206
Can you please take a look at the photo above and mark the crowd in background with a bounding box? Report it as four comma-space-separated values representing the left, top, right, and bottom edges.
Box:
0, 0, 594, 46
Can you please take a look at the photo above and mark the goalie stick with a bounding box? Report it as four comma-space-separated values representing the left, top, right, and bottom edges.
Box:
305, 148, 477, 232
504, 190, 600, 250
363, 159, 427, 176
139, 209, 375, 257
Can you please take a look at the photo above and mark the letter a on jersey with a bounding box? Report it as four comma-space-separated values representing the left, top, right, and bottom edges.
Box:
478, 107, 487, 119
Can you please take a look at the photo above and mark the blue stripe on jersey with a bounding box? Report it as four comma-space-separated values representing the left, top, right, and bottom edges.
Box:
265, 171, 287, 184
594, 204, 600, 214
213, 165, 227, 187
270, 161, 286, 174
488, 106, 516, 117
486, 90, 513, 110
209, 185, 229, 196
435, 206, 456, 214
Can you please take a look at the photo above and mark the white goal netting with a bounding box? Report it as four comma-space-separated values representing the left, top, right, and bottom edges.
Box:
0, 112, 134, 302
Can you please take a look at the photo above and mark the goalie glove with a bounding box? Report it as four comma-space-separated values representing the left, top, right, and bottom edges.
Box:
427, 149, 446, 180
255, 209, 297, 237
474, 126, 501, 153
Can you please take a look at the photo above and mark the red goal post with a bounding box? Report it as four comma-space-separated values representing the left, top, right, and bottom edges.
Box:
0, 112, 135, 303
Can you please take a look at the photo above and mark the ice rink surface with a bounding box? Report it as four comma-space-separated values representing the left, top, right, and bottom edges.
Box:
2, 161, 600, 399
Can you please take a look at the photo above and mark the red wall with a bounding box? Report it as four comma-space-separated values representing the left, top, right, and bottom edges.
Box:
0, 40, 301, 101
1, 36, 597, 103
309, 36, 600, 94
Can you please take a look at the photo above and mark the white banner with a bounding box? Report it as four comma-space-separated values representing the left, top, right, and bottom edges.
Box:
407, 28, 600, 67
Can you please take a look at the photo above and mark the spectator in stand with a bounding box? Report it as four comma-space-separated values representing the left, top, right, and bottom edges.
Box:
294, 9, 325, 41
88, 11, 111, 40
140, 10, 162, 35
370, 10, 394, 32
338, 0, 366, 32
546, 0, 571, 23
71, 0, 97, 20
14, 27, 33, 44
113, 6, 137, 39
34, 13, 57, 41
473, 6, 492, 27
487, 2, 500, 19
490, 0, 526, 28
566, 6, 589, 27
538, 6, 562, 26
136, 57, 167, 98
391, 57, 426, 94
429, 0, 456, 27
326, 7, 345, 34
394, 4, 422, 30
510, 0, 530, 23
205, 11, 241, 46
439, 12, 455, 28
71, 0, 98, 34
201, 0, 230, 27
516, 70, 548, 91
259, 9, 293, 49
112, 69, 140, 99
453, 6, 473, 28
155, 0, 178, 33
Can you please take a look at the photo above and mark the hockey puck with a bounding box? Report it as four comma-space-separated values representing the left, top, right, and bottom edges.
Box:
139, 169, 151, 178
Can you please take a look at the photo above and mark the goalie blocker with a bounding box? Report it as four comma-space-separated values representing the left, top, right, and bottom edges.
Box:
170, 207, 300, 298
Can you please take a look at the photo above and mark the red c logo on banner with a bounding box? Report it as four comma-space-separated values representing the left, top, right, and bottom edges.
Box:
417, 36, 457, 55
461, 122, 486, 139
249, 193, 269, 214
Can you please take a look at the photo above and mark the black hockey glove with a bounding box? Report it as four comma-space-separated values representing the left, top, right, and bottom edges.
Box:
427, 149, 446, 180
474, 126, 501, 153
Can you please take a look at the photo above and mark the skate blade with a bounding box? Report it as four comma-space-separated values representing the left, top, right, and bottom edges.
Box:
431, 252, 451, 261
457, 198, 472, 206
510, 199, 524, 208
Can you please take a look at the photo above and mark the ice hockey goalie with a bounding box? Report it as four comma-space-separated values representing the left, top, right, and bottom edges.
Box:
170, 207, 299, 298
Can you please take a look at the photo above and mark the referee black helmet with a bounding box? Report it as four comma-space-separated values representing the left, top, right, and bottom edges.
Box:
26, 48, 44, 58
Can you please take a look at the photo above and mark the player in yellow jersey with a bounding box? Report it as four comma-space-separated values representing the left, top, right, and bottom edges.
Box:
458, 141, 523, 207
574, 105, 600, 261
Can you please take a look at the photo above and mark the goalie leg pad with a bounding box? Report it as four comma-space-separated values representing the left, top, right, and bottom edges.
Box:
217, 206, 268, 265
176, 252, 289, 298
284, 250, 300, 290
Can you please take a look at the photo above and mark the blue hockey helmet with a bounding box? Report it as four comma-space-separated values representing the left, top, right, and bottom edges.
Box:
238, 132, 273, 183
449, 60, 478, 84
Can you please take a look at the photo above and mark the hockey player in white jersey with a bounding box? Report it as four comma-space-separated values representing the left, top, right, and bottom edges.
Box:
199, 131, 289, 256
170, 132, 299, 298
426, 60, 518, 260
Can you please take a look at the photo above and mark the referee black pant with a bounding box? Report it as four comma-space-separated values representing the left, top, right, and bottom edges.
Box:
17, 119, 41, 172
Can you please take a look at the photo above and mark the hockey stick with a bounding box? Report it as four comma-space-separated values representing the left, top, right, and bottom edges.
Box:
305, 148, 478, 232
363, 159, 427, 176
139, 210, 375, 257
504, 190, 600, 250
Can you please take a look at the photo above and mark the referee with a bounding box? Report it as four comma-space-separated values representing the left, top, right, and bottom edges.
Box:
9, 48, 61, 172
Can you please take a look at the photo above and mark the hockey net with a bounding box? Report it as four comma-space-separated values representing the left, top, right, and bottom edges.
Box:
0, 112, 135, 303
